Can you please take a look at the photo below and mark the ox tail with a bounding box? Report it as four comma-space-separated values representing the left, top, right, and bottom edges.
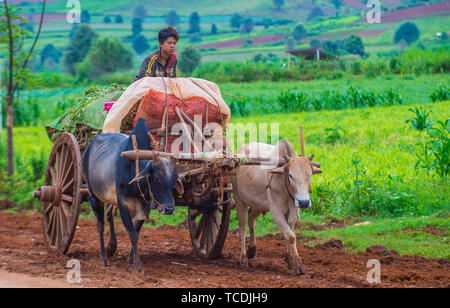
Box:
130, 118, 152, 151
81, 141, 93, 197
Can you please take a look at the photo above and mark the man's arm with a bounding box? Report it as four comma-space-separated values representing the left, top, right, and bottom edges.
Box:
132, 56, 151, 83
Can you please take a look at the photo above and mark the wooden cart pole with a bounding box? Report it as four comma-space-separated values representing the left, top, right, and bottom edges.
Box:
299, 126, 305, 156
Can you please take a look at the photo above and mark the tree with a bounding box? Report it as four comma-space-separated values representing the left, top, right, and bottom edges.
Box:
104, 15, 112, 23
81, 9, 90, 23
179, 45, 201, 75
211, 23, 218, 35
165, 10, 180, 26
331, 0, 342, 9
79, 37, 133, 78
285, 36, 296, 52
292, 23, 307, 42
132, 35, 149, 54
115, 14, 123, 23
394, 22, 420, 45
133, 4, 147, 20
63, 24, 97, 75
188, 12, 200, 34
261, 18, 274, 29
0, 0, 47, 176
240, 18, 254, 34
344, 35, 365, 56
189, 32, 202, 43
310, 39, 322, 49
273, 0, 285, 10
132, 18, 143, 37
230, 13, 242, 31
41, 43, 61, 65
307, 7, 325, 20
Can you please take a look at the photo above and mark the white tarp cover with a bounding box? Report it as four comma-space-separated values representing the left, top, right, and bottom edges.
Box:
102, 77, 231, 133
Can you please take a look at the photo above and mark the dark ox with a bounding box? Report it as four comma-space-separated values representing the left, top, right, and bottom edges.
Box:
82, 119, 178, 272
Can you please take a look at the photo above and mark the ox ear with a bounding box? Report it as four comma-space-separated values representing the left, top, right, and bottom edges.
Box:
312, 166, 323, 175
129, 160, 154, 184
269, 166, 285, 174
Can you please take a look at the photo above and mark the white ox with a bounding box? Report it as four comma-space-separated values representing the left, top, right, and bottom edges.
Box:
231, 139, 322, 275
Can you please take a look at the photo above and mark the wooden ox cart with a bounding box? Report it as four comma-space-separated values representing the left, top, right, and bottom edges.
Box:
32, 80, 286, 260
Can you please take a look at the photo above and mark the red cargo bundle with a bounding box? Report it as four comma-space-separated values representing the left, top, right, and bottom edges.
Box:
133, 89, 227, 153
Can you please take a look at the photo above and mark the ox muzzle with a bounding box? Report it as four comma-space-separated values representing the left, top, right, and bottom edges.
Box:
295, 199, 312, 209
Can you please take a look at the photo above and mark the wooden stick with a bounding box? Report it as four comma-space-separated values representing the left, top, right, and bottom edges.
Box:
120, 150, 288, 166
299, 126, 305, 157
160, 106, 167, 132
175, 106, 213, 151
174, 107, 202, 154
131, 134, 139, 176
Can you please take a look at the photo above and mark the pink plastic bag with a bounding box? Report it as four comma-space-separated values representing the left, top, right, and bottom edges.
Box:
104, 101, 116, 113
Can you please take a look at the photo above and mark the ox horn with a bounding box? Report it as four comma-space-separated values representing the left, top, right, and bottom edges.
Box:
308, 154, 321, 168
129, 161, 154, 184
312, 166, 323, 175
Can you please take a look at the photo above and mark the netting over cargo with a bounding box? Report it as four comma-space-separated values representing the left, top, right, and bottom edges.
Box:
45, 84, 125, 149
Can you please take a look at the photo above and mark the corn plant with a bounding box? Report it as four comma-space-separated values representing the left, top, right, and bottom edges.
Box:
406, 106, 433, 131
430, 85, 450, 103
415, 119, 449, 178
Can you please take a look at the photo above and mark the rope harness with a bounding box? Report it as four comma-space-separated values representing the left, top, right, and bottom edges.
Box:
265, 171, 297, 201
130, 134, 166, 212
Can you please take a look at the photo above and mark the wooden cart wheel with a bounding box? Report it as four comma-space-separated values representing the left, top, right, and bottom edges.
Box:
188, 183, 232, 260
36, 133, 82, 255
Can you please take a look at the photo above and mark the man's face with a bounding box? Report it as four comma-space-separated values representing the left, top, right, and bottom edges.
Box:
159, 37, 177, 55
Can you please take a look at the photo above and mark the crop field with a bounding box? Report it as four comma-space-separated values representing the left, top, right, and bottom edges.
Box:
0, 0, 449, 288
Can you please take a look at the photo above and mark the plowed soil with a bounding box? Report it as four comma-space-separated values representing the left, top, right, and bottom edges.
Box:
0, 212, 448, 288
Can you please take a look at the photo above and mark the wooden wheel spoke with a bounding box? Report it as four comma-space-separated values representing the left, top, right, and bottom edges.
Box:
200, 218, 208, 250
55, 208, 62, 247
60, 201, 72, 223
195, 215, 207, 240
61, 194, 73, 203
44, 202, 55, 216
50, 210, 58, 246
62, 178, 74, 193
60, 160, 73, 189
58, 146, 69, 185
55, 149, 62, 184
58, 207, 67, 240
50, 166, 58, 185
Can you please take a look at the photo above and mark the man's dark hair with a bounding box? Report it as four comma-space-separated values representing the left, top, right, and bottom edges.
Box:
158, 26, 179, 44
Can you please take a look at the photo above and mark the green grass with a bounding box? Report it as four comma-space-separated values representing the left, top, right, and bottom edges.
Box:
218, 75, 450, 105
298, 214, 449, 259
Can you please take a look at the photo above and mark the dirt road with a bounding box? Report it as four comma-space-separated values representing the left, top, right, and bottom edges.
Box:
0, 212, 448, 288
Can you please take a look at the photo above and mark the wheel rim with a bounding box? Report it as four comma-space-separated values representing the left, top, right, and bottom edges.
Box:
41, 133, 81, 255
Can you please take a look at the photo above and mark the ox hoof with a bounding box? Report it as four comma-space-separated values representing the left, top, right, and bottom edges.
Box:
293, 258, 306, 276
284, 254, 294, 270
99, 257, 110, 267
294, 265, 306, 276
127, 263, 143, 273
106, 242, 117, 258
239, 257, 249, 268
247, 246, 257, 259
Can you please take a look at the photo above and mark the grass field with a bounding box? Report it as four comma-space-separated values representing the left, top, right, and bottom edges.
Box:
1, 75, 449, 259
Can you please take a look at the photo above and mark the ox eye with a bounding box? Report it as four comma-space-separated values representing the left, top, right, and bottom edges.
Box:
289, 173, 294, 181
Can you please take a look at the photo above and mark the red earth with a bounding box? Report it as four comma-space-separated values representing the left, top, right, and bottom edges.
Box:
0, 212, 448, 288
381, 2, 450, 22
197, 35, 285, 50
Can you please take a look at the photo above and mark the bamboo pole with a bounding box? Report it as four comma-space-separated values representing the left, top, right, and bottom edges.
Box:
174, 106, 202, 154
299, 126, 305, 156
